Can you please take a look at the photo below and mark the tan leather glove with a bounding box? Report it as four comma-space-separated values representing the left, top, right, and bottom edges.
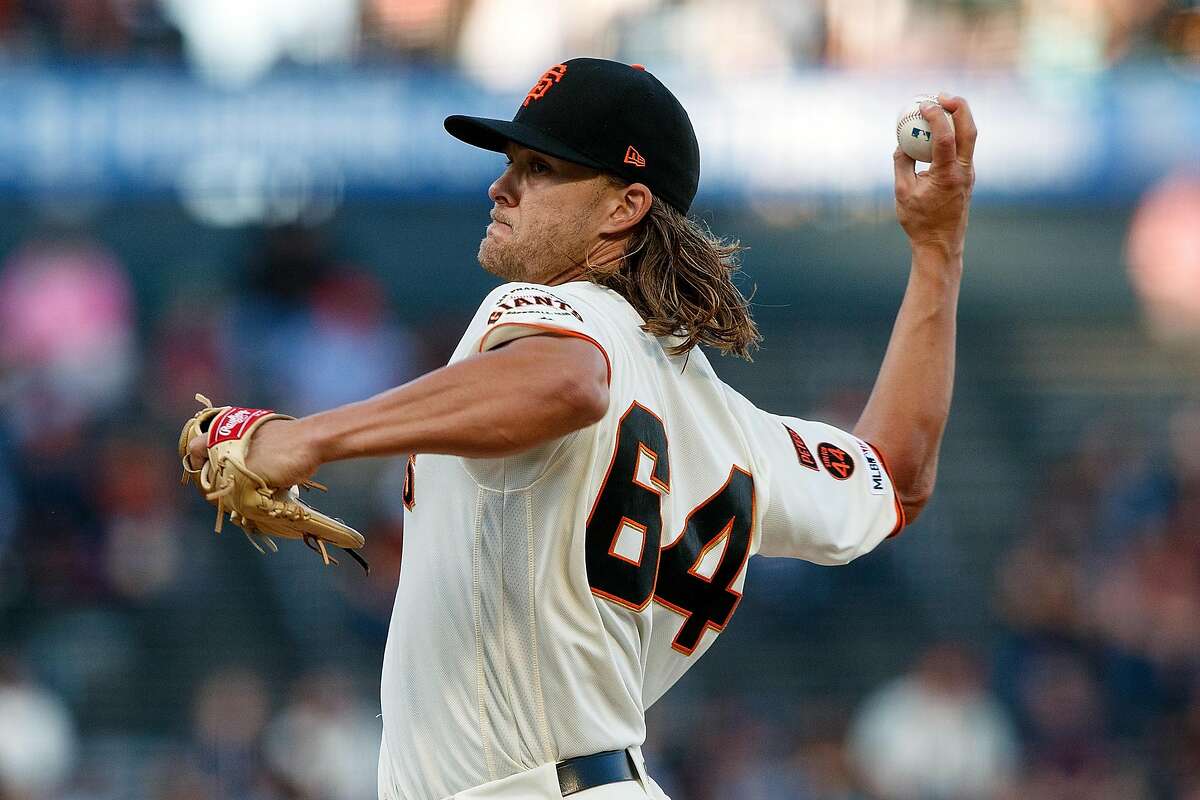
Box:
179, 394, 367, 572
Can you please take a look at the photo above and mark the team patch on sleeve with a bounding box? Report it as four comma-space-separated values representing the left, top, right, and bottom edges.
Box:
783, 425, 819, 471
484, 286, 585, 327
854, 439, 888, 495
817, 443, 854, 480
476, 283, 612, 384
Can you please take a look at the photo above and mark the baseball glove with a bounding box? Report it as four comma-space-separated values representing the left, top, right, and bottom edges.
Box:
178, 394, 368, 572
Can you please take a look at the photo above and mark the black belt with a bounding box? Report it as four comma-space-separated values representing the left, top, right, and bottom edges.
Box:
557, 749, 637, 796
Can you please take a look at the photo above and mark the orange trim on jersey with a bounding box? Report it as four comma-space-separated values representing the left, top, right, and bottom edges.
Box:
478, 323, 612, 386
608, 517, 649, 567
402, 454, 416, 511
585, 401, 670, 612
653, 464, 756, 656
865, 440, 906, 538
591, 586, 648, 611
685, 518, 734, 584
632, 443, 669, 494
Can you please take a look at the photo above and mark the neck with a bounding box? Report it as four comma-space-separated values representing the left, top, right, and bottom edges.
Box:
546, 236, 629, 286
544, 265, 585, 286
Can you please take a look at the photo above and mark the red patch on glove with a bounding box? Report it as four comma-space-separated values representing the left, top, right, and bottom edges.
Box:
207, 407, 274, 446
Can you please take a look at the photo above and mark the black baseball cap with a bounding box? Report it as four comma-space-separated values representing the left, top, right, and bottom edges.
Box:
445, 58, 700, 214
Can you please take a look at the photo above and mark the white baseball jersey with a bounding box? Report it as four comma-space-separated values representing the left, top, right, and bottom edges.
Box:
378, 281, 904, 800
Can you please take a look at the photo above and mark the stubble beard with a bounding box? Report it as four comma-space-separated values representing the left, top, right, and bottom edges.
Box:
478, 236, 528, 282
478, 203, 595, 284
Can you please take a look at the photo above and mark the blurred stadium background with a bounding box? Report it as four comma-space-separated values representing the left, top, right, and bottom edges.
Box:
0, 0, 1199, 798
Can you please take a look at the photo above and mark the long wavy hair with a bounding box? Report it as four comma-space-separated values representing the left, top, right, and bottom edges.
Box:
583, 189, 760, 360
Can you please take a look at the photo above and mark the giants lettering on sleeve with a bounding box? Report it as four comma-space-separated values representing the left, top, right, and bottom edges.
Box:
487, 290, 585, 325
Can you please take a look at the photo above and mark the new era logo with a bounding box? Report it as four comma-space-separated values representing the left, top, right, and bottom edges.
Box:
623, 146, 646, 168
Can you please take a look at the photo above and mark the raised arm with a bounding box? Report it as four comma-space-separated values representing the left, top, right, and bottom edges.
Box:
188, 334, 610, 487
852, 95, 977, 523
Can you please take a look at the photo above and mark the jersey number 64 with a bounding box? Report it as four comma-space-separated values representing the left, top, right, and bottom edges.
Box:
585, 402, 754, 656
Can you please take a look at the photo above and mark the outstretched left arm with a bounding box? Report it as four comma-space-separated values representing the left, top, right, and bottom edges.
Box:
188, 334, 610, 487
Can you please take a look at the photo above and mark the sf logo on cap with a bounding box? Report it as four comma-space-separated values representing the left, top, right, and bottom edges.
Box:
523, 64, 568, 107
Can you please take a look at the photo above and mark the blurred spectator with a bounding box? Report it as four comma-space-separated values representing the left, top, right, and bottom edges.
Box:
789, 730, 862, 800
95, 433, 184, 601
0, 0, 180, 61
613, 0, 794, 78
1126, 171, 1200, 343
291, 266, 420, 413
0, 0, 1190, 74
146, 756, 218, 800
0, 235, 136, 448
160, 0, 359, 85
1004, 653, 1151, 799
1164, 6, 1200, 65
227, 225, 420, 415
456, 0, 652, 89
362, 0, 464, 61
1021, 0, 1115, 73
849, 642, 1018, 800
263, 668, 380, 800
0, 655, 77, 799
189, 666, 271, 797
336, 507, 406, 635
147, 298, 234, 421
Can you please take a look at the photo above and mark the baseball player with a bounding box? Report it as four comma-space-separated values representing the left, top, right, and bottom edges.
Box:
188, 58, 975, 799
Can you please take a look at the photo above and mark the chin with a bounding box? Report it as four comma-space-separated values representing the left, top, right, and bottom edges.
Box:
478, 245, 521, 281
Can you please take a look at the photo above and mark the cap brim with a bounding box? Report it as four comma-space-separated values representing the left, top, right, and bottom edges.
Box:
444, 115, 606, 171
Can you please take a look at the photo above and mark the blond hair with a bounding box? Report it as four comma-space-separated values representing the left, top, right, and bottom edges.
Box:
583, 194, 760, 360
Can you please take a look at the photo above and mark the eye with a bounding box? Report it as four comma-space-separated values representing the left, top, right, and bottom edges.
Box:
529, 160, 550, 175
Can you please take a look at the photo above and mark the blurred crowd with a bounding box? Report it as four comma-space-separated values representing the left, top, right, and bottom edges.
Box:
0, 223, 425, 799
0, 213, 1198, 799
0, 0, 1196, 85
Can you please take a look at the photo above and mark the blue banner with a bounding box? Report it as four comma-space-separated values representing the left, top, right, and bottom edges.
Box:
0, 66, 1194, 207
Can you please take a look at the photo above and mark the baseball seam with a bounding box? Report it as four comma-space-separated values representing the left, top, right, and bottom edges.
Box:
895, 110, 927, 142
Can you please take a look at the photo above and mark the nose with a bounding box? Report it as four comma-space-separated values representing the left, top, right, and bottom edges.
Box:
488, 166, 516, 207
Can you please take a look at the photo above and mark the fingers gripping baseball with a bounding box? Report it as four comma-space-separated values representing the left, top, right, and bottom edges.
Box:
894, 94, 976, 256
924, 100, 957, 168
938, 94, 978, 164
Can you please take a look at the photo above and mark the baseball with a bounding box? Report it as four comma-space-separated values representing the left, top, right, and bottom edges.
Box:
896, 94, 955, 162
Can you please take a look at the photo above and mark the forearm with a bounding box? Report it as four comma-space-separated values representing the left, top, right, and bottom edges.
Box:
298, 337, 608, 463
853, 245, 961, 518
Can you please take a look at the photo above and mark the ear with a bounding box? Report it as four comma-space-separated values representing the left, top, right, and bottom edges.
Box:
599, 182, 653, 236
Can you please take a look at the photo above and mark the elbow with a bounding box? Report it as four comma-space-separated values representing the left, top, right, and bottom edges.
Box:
868, 439, 939, 525
558, 371, 609, 427
864, 438, 936, 525
898, 475, 936, 524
